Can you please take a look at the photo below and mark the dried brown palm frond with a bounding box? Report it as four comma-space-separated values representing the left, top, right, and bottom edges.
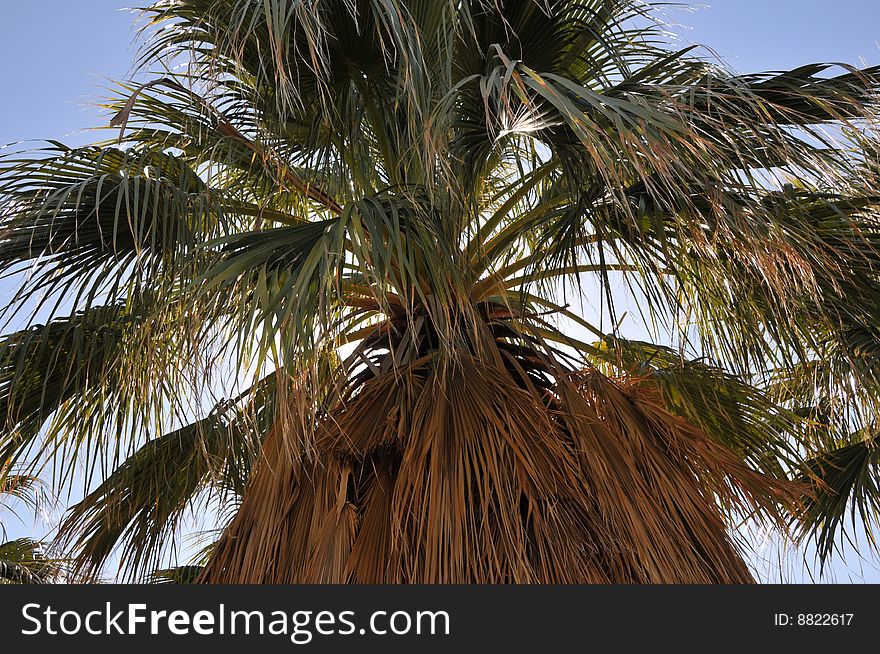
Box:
202, 315, 805, 583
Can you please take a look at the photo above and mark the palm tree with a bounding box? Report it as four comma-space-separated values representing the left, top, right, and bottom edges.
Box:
2, 0, 880, 583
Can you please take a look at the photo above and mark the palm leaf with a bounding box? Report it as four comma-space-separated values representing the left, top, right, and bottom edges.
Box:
0, 538, 59, 584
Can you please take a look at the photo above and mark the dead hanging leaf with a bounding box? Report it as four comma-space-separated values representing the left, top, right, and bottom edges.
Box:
200, 338, 805, 584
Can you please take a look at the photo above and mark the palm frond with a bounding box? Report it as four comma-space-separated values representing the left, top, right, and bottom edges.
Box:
56, 377, 274, 580
0, 538, 59, 584
797, 428, 880, 567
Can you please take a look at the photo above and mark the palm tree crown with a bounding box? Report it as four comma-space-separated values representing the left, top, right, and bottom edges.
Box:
3, 0, 880, 582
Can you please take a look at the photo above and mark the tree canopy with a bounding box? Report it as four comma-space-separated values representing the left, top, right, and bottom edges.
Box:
3, 0, 880, 582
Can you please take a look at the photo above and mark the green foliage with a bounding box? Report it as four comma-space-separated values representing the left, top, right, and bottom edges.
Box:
2, 0, 880, 579
0, 538, 57, 584
0, 475, 61, 583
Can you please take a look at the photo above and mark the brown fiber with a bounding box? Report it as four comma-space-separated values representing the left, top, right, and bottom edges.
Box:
201, 345, 802, 583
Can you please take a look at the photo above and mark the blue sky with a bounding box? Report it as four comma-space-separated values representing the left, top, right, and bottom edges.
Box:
1, 1, 880, 581
2, 1, 879, 149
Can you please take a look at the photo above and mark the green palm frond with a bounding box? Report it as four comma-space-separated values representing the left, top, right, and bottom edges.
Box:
0, 305, 129, 462
0, 145, 215, 308
56, 376, 275, 580
0, 538, 59, 584
797, 428, 880, 566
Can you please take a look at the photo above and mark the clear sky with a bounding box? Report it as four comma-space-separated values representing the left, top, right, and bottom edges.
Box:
2, 1, 879, 147
1, 1, 879, 582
